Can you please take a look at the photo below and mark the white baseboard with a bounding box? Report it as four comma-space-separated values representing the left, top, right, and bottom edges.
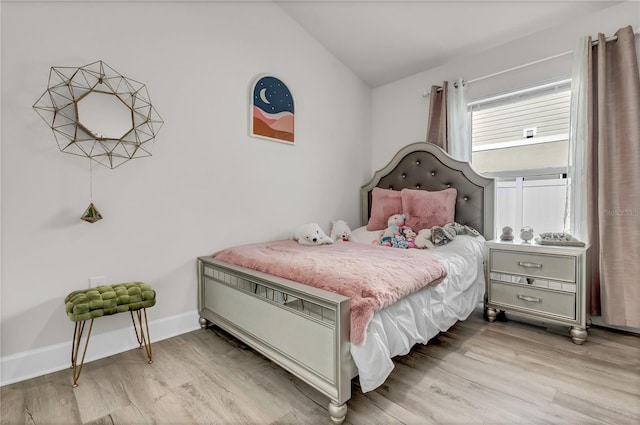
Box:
0, 309, 200, 387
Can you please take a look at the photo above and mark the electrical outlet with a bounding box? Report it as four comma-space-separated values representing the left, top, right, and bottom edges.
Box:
89, 276, 107, 288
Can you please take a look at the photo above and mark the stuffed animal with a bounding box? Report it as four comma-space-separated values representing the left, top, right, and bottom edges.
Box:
430, 224, 458, 246
415, 222, 481, 248
414, 228, 435, 249
390, 234, 409, 249
373, 214, 406, 247
293, 223, 333, 246
401, 226, 417, 249
330, 219, 351, 242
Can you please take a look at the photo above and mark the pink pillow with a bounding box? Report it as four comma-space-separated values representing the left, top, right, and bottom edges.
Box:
401, 188, 457, 231
366, 187, 403, 231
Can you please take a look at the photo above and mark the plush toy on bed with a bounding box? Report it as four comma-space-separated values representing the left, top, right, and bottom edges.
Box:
330, 219, 351, 242
293, 223, 334, 246
373, 214, 408, 247
401, 226, 417, 249
414, 228, 435, 249
415, 222, 481, 248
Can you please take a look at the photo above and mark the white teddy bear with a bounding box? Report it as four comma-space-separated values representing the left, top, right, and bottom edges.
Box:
414, 228, 435, 249
330, 219, 351, 242
293, 223, 334, 246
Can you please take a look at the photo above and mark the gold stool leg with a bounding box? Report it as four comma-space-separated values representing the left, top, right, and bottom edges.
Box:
70, 319, 94, 388
130, 309, 153, 364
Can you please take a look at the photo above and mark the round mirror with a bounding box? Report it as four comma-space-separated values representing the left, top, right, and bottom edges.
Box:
77, 91, 133, 139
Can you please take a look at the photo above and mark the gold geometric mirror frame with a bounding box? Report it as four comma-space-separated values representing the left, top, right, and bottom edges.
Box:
33, 60, 164, 169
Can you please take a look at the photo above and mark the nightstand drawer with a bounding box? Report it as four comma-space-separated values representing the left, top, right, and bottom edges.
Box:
491, 250, 576, 282
489, 281, 576, 319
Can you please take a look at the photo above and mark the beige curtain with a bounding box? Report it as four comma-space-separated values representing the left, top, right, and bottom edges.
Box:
587, 26, 640, 327
426, 81, 449, 151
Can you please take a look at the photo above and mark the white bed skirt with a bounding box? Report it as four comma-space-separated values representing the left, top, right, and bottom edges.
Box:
348, 233, 486, 392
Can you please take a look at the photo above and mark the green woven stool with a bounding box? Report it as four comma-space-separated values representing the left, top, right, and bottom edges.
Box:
64, 282, 156, 387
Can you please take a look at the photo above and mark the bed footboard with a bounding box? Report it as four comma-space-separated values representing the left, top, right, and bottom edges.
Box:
197, 256, 355, 423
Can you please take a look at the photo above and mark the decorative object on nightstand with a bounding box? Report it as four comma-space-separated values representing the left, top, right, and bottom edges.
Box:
33, 60, 164, 222
500, 226, 514, 241
519, 226, 534, 242
484, 239, 591, 344
536, 232, 586, 247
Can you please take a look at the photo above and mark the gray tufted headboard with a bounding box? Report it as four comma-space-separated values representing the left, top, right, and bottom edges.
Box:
360, 142, 495, 240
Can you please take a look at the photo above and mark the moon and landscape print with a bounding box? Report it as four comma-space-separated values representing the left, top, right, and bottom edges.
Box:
251, 75, 294, 143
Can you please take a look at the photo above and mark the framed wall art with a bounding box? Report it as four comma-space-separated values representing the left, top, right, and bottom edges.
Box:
250, 74, 294, 144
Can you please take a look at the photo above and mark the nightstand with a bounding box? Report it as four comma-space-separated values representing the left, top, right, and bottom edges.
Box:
485, 239, 591, 344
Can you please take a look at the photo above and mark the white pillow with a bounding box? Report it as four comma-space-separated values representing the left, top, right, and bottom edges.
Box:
349, 226, 381, 245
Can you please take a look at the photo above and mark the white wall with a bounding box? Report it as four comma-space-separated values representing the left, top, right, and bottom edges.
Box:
3, 0, 638, 386
370, 0, 640, 171
0, 1, 371, 383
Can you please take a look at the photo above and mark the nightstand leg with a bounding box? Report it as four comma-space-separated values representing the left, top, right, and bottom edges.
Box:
570, 326, 588, 345
485, 307, 498, 322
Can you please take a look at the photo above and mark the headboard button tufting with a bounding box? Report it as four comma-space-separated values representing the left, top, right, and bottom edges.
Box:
361, 143, 493, 245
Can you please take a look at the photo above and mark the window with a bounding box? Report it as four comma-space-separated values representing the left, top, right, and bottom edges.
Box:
470, 79, 571, 235
470, 78, 571, 176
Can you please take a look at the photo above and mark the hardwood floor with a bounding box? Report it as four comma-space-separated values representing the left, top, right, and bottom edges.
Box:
2, 308, 639, 424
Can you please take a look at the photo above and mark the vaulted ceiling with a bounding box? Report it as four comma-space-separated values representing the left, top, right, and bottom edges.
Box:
276, 1, 623, 87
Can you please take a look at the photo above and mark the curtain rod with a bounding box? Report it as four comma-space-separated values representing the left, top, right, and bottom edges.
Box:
422, 27, 639, 97
423, 80, 463, 96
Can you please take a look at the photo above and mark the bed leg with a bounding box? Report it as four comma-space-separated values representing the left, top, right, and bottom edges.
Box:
328, 401, 347, 424
199, 316, 209, 329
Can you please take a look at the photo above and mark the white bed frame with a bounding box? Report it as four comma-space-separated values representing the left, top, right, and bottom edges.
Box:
197, 142, 495, 424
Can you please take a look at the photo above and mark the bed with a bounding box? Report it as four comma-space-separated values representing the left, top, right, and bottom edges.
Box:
197, 142, 495, 424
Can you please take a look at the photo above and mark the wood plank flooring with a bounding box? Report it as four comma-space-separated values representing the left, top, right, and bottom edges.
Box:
2, 308, 639, 424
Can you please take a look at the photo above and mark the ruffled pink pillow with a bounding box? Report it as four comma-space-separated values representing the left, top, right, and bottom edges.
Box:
366, 187, 403, 231
401, 188, 457, 231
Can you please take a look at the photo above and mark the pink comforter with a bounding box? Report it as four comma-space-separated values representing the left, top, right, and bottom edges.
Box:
212, 240, 447, 345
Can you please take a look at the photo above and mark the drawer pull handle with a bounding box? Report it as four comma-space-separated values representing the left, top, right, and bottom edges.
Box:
517, 294, 541, 303
518, 261, 542, 268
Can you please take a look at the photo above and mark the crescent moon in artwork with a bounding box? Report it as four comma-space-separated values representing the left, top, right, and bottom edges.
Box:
259, 88, 270, 104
